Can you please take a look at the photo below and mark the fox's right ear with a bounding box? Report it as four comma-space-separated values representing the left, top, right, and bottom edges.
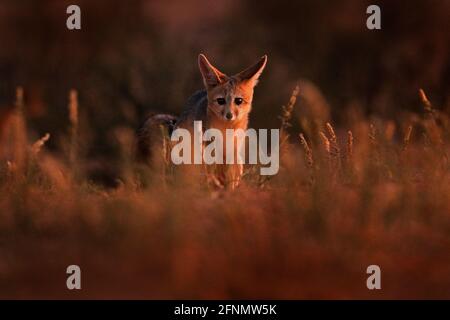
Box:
198, 54, 227, 88
235, 55, 267, 87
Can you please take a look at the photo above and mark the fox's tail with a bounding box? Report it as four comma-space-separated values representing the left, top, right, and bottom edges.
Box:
136, 113, 177, 163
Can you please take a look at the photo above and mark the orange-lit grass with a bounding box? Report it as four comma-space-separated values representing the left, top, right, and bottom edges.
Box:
0, 88, 449, 299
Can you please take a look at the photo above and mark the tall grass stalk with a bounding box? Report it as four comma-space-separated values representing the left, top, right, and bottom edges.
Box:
68, 89, 79, 178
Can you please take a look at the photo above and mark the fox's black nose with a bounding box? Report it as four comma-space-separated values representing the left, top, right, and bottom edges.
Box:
225, 112, 233, 120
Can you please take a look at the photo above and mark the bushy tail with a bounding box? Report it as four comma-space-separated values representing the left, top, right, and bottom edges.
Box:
136, 113, 177, 163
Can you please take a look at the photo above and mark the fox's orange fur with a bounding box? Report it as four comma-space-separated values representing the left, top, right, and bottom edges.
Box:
137, 54, 268, 188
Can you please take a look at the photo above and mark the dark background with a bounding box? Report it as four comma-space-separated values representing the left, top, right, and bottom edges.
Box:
0, 0, 449, 163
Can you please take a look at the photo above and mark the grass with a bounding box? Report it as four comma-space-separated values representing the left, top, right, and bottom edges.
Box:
0, 86, 449, 299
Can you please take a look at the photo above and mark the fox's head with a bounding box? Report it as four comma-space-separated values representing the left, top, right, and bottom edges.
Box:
198, 54, 267, 123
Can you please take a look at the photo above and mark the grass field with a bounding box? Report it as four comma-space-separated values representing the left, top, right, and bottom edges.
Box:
0, 86, 449, 299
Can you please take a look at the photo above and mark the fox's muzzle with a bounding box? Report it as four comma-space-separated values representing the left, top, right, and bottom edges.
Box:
225, 112, 234, 121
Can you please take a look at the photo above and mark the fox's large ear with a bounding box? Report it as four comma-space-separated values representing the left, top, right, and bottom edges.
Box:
198, 54, 227, 88
235, 55, 268, 87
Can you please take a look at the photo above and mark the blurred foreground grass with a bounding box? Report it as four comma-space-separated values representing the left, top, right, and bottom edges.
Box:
0, 87, 449, 299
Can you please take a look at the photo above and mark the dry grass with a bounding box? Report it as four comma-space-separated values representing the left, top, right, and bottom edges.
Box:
0, 86, 449, 299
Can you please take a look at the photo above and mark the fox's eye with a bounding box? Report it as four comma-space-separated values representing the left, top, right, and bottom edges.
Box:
234, 98, 243, 105
216, 98, 226, 105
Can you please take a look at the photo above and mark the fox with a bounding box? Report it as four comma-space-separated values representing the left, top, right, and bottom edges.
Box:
137, 54, 268, 189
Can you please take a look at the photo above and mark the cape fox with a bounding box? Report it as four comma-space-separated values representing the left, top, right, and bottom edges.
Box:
137, 54, 268, 188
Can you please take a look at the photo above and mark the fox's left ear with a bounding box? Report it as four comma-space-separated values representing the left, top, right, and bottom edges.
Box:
198, 54, 228, 88
235, 55, 268, 87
